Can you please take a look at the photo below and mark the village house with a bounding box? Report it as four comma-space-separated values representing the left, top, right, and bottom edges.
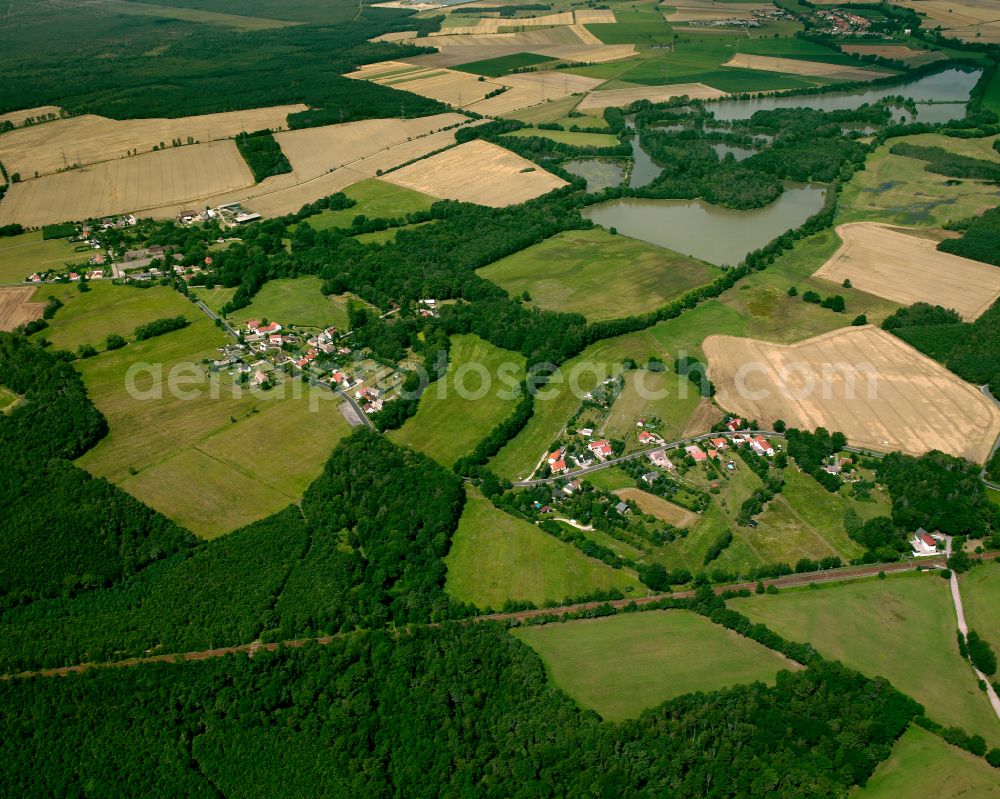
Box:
257, 322, 282, 336
547, 447, 564, 465
650, 450, 673, 470
910, 529, 940, 557
588, 440, 613, 461
685, 445, 707, 462
252, 370, 268, 387
750, 435, 775, 457
710, 437, 727, 450
637, 430, 663, 446
725, 417, 743, 432
641, 471, 659, 485
562, 479, 582, 496
577, 428, 593, 438
550, 458, 568, 475
614, 501, 630, 516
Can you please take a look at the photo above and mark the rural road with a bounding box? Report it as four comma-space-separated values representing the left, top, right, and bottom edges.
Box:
11, 552, 997, 681
945, 537, 1000, 722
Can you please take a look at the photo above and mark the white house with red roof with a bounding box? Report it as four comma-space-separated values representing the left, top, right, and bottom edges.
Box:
257, 322, 282, 336
547, 447, 564, 465
910, 529, 940, 556
710, 437, 728, 450
725, 417, 743, 432
750, 435, 774, 457
588, 440, 613, 461
550, 458, 568, 475
637, 431, 663, 446
685, 445, 707, 462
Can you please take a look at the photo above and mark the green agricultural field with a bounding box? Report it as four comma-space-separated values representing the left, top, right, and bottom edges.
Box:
489, 300, 747, 480
478, 229, 719, 322
29, 282, 194, 351
0, 231, 89, 284
453, 52, 555, 77
730, 574, 1000, 747
960, 561, 1000, 664
305, 179, 436, 231
586, 4, 674, 46
988, 486, 1000, 506
513, 610, 800, 721
74, 317, 352, 536
389, 334, 526, 468
502, 94, 582, 123
219, 276, 359, 330
838, 134, 1000, 228
445, 489, 639, 609
716, 228, 900, 342
857, 725, 1000, 799
503, 127, 620, 147
737, 36, 880, 67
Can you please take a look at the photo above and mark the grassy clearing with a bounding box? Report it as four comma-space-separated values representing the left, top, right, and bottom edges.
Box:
601, 367, 703, 443
74, 317, 351, 537
193, 285, 237, 314
0, 230, 89, 283
857, 725, 1000, 799
0, 386, 22, 414
838, 134, 1000, 228
503, 127, 620, 147
489, 301, 746, 480
30, 282, 194, 350
445, 489, 639, 609
352, 221, 432, 245
219, 276, 358, 330
512, 610, 800, 721
453, 52, 556, 77
715, 228, 900, 342
478, 228, 718, 322
730, 573, 1000, 747
305, 178, 436, 231
988, 486, 1000, 506
960, 561, 1000, 665
389, 334, 526, 468
582, 466, 635, 492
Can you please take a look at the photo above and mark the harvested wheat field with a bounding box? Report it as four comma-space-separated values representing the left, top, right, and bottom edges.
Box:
0, 105, 62, 129
815, 223, 1000, 321
841, 44, 946, 66
381, 140, 565, 206
467, 72, 603, 115
578, 83, 726, 111
704, 326, 1000, 463
666, 0, 772, 22
0, 141, 254, 228
615, 488, 699, 527
0, 106, 304, 179
0, 287, 44, 331
723, 54, 889, 81
370, 30, 419, 42
900, 0, 1000, 42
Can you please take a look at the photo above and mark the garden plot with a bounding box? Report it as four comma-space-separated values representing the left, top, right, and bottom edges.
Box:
703, 325, 1000, 463
380, 139, 565, 206
814, 223, 1000, 321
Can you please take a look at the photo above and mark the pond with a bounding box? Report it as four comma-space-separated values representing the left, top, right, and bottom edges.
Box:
711, 142, 755, 161
707, 68, 982, 125
581, 183, 827, 267
563, 158, 627, 192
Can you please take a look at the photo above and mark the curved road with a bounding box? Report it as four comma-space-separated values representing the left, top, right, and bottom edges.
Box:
10, 552, 997, 680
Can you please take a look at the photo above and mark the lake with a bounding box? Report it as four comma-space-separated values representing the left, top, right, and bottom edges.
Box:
581, 184, 827, 266
707, 68, 982, 125
563, 158, 627, 192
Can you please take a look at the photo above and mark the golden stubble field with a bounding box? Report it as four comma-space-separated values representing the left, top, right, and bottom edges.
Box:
577, 83, 726, 111
381, 139, 566, 206
900, 0, 1000, 43
723, 54, 890, 81
0, 105, 306, 179
703, 326, 1000, 463
0, 141, 255, 228
0, 287, 44, 331
815, 223, 1000, 321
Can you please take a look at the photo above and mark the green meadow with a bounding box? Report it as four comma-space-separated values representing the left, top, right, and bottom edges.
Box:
0, 230, 90, 284
305, 179, 436, 231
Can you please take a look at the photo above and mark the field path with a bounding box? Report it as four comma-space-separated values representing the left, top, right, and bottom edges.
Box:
7, 551, 997, 680
946, 538, 1000, 721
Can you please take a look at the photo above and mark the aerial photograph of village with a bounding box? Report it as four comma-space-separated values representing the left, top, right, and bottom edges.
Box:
0, 0, 999, 794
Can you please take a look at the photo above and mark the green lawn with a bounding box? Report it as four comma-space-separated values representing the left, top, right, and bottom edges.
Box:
489, 300, 747, 480
959, 561, 1000, 666
194, 285, 237, 314
730, 574, 1000, 747
715, 228, 900, 342
838, 134, 1000, 228
0, 386, 22, 414
389, 334, 526, 468
218, 276, 371, 331
478, 228, 719, 323
0, 230, 90, 283
444, 489, 639, 609
581, 466, 635, 492
74, 317, 352, 537
503, 127, 620, 148
29, 281, 195, 351
512, 610, 800, 721
453, 52, 556, 77
856, 725, 1000, 799
304, 178, 436, 231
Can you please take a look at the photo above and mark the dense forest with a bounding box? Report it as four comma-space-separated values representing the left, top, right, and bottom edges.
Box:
0, 620, 920, 798
234, 129, 293, 182
0, 334, 194, 607
882, 299, 1000, 392
939, 204, 1000, 266
0, 0, 448, 121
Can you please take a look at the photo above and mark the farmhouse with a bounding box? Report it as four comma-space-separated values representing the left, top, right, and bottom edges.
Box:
750, 436, 775, 457
685, 445, 707, 462
588, 440, 613, 461
638, 431, 663, 446
910, 529, 940, 557
710, 437, 727, 450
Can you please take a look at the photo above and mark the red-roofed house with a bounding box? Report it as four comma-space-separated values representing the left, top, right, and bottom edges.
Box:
638, 431, 663, 446
911, 530, 939, 556
257, 322, 282, 335
246, 319, 261, 332
750, 435, 774, 457
551, 459, 568, 474
725, 417, 743, 432
710, 437, 728, 450
588, 440, 613, 460
547, 448, 564, 465
685, 445, 707, 462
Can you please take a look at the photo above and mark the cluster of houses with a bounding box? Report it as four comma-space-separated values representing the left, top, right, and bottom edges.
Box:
177, 203, 260, 228
686, 6, 793, 28
815, 7, 874, 36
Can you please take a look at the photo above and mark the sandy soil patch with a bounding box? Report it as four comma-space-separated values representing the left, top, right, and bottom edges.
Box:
0, 106, 305, 179
0, 287, 44, 331
0, 106, 62, 129
616, 487, 699, 527
578, 83, 726, 110
0, 141, 255, 228
681, 397, 721, 438
704, 326, 1000, 463
814, 223, 1000, 321
380, 139, 565, 206
723, 54, 889, 81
